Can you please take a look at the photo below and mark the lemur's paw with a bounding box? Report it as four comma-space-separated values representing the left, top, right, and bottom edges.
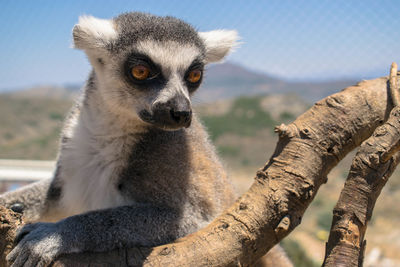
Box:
7, 222, 62, 267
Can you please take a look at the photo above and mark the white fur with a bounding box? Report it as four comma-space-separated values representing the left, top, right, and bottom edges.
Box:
153, 73, 190, 107
58, 95, 145, 216
199, 30, 240, 63
136, 40, 201, 74
73, 15, 117, 50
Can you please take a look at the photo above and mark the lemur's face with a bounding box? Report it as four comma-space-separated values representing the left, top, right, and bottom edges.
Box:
73, 12, 238, 130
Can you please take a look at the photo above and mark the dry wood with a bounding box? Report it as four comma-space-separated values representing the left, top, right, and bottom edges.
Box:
322, 106, 400, 267
0, 75, 397, 266
0, 206, 23, 266
322, 64, 400, 267
390, 62, 399, 106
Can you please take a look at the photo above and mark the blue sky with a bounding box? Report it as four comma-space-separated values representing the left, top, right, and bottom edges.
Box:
1, 0, 400, 90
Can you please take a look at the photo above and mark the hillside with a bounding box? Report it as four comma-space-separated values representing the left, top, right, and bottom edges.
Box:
0, 95, 73, 159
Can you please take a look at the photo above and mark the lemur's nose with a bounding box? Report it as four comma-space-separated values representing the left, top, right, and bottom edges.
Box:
170, 109, 192, 127
152, 94, 192, 129
167, 94, 192, 128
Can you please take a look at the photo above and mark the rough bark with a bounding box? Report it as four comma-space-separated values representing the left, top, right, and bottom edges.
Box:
322, 107, 400, 267
0, 206, 23, 266
322, 65, 400, 267
0, 76, 397, 266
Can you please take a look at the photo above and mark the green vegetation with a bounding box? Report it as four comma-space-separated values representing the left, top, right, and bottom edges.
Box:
201, 96, 276, 141
316, 210, 333, 231
49, 112, 64, 121
279, 111, 295, 122
3, 132, 14, 140
281, 239, 319, 267
217, 146, 240, 157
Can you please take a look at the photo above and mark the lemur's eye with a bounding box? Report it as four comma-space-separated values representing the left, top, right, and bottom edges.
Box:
131, 65, 150, 80
187, 69, 202, 83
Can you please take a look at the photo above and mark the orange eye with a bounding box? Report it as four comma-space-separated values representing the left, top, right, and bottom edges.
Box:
131, 65, 150, 80
187, 69, 202, 83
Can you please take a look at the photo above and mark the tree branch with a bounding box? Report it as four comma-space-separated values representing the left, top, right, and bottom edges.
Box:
0, 206, 23, 267
322, 64, 400, 267
322, 107, 400, 267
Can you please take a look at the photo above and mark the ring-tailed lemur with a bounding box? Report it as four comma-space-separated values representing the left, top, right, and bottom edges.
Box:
1, 12, 292, 267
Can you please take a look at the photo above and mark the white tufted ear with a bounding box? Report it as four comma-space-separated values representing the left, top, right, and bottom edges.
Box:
72, 15, 117, 51
199, 30, 240, 63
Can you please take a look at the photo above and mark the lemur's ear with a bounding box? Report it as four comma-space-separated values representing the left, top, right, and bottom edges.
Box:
199, 30, 240, 63
73, 15, 117, 51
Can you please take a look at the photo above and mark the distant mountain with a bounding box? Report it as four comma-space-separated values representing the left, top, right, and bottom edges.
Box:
197, 62, 358, 103
2, 62, 359, 103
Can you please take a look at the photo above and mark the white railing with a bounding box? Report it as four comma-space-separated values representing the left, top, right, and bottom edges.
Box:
0, 159, 55, 182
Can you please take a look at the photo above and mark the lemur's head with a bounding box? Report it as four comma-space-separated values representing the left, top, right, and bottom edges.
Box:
73, 12, 239, 130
